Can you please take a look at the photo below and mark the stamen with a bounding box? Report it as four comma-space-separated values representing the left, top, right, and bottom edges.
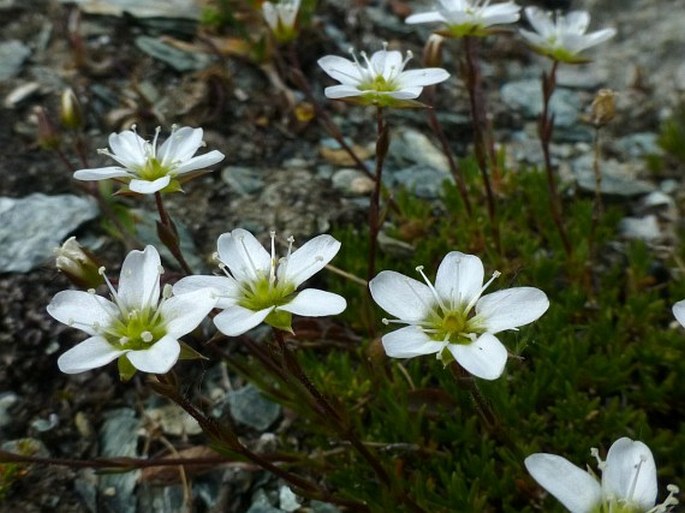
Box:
626, 454, 647, 501
269, 231, 277, 285
237, 234, 262, 279
141, 331, 153, 343
415, 265, 447, 312
151, 126, 161, 159
99, 266, 126, 314
464, 270, 501, 313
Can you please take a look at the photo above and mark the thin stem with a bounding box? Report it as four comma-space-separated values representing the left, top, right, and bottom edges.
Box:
462, 36, 500, 252
367, 107, 388, 283
423, 85, 473, 216
154, 191, 193, 275
273, 331, 428, 513
538, 61, 572, 256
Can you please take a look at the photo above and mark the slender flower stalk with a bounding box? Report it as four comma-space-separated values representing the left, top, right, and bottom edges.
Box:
525, 437, 679, 513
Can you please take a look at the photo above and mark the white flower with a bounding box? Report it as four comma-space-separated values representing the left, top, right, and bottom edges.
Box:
173, 229, 347, 336
405, 0, 521, 37
520, 7, 616, 63
263, 0, 301, 43
317, 44, 450, 107
525, 437, 679, 513
47, 246, 216, 378
672, 300, 685, 328
369, 251, 548, 380
73, 125, 225, 194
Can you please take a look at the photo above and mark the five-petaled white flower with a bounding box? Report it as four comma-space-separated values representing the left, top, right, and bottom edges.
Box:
369, 251, 549, 380
672, 300, 685, 331
519, 7, 616, 63
47, 246, 216, 379
173, 229, 347, 336
263, 0, 301, 43
405, 0, 521, 37
73, 125, 225, 194
525, 437, 679, 513
317, 44, 450, 107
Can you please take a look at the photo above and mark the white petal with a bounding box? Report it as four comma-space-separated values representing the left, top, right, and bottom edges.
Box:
573, 28, 616, 52
47, 290, 118, 335
57, 336, 124, 374
562, 10, 590, 34
602, 438, 657, 510
73, 166, 132, 181
369, 270, 434, 322
435, 251, 484, 309
125, 335, 180, 374
381, 326, 447, 358
524, 6, 554, 38
214, 305, 274, 336
317, 55, 363, 85
128, 176, 171, 194
173, 275, 240, 309
217, 229, 271, 283
108, 130, 147, 168
160, 289, 216, 337
117, 246, 161, 312
324, 85, 364, 99
388, 88, 423, 100
405, 11, 446, 24
525, 453, 602, 513
370, 49, 403, 78
279, 234, 340, 286
482, 2, 521, 25
277, 289, 346, 316
673, 300, 685, 328
172, 150, 225, 175
519, 28, 548, 48
158, 126, 203, 164
448, 332, 508, 380
476, 287, 549, 333
398, 68, 450, 88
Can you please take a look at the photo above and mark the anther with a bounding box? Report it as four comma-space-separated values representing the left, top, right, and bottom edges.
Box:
382, 318, 390, 325
141, 331, 153, 343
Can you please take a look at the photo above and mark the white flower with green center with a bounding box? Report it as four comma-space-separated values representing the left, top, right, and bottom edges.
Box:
525, 437, 679, 513
172, 229, 347, 336
317, 44, 450, 107
369, 251, 549, 380
519, 7, 616, 63
405, 0, 521, 37
262, 0, 301, 43
47, 246, 216, 379
73, 125, 225, 194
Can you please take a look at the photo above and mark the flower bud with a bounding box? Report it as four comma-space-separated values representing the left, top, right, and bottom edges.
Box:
35, 106, 61, 151
262, 0, 300, 44
60, 88, 84, 131
589, 88, 616, 128
422, 33, 446, 68
54, 237, 104, 289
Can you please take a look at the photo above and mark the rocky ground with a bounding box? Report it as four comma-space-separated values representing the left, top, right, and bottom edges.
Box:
0, 0, 684, 511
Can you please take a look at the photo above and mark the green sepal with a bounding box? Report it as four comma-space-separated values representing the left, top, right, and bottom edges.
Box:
118, 355, 137, 382
265, 309, 293, 334
334, 95, 430, 110
179, 341, 208, 361
437, 347, 455, 367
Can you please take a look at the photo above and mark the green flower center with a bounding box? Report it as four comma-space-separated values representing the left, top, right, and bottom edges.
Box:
238, 276, 296, 311
591, 501, 642, 513
137, 157, 171, 181
106, 308, 167, 351
361, 74, 397, 93
428, 306, 485, 345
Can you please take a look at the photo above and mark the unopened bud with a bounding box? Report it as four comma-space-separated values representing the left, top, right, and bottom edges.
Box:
423, 33, 446, 68
35, 106, 61, 151
589, 89, 616, 128
55, 237, 104, 289
60, 88, 84, 131
262, 0, 300, 44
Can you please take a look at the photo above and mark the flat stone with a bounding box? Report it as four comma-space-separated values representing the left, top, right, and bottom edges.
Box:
0, 40, 31, 81
331, 168, 374, 196
221, 166, 266, 196
386, 164, 452, 199
0, 194, 98, 273
227, 384, 281, 431
389, 128, 450, 173
572, 155, 655, 197
61, 0, 200, 19
135, 36, 213, 72
500, 79, 581, 128
619, 215, 661, 241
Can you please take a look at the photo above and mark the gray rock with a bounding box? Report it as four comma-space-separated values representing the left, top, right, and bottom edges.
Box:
227, 384, 281, 431
389, 128, 450, 173
387, 164, 452, 199
572, 155, 655, 196
135, 36, 213, 72
98, 408, 141, 513
311, 501, 343, 513
331, 168, 374, 196
613, 133, 661, 159
61, 0, 201, 19
500, 79, 581, 128
146, 403, 202, 436
619, 215, 661, 242
138, 484, 185, 513
0, 194, 99, 273
221, 166, 266, 196
0, 40, 31, 81
278, 486, 301, 512
0, 392, 18, 428
248, 489, 284, 513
